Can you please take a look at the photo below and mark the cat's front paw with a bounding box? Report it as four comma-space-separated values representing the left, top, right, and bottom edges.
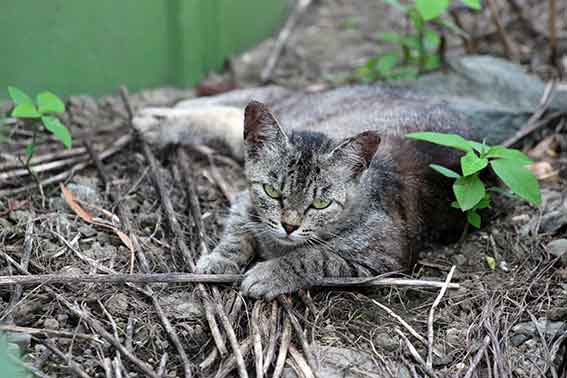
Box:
240, 260, 301, 299
196, 254, 240, 274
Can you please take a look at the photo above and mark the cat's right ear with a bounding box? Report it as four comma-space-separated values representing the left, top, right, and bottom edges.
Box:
243, 101, 288, 158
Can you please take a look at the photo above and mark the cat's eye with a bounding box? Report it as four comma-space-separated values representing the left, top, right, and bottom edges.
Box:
263, 184, 282, 199
311, 198, 332, 209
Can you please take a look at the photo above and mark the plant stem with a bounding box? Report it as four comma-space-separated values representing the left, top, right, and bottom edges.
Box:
20, 124, 45, 207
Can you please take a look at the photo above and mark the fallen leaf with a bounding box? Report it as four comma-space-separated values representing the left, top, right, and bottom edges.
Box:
61, 184, 134, 257
528, 161, 559, 181
485, 256, 497, 271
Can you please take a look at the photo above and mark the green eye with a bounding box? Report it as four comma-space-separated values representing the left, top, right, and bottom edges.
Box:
263, 184, 282, 199
311, 198, 332, 209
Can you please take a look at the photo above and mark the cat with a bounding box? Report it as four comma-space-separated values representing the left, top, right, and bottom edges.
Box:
134, 85, 484, 299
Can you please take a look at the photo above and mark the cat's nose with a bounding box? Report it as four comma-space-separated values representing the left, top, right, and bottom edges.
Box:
281, 222, 299, 235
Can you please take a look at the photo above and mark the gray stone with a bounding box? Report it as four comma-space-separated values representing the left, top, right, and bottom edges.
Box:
158, 292, 204, 320
43, 318, 59, 330
84, 242, 117, 260
372, 331, 398, 352
452, 254, 467, 266
78, 225, 97, 238
8, 210, 32, 223
282, 345, 380, 378
547, 239, 567, 265
65, 177, 101, 204
510, 333, 531, 347
105, 293, 130, 315
512, 319, 566, 338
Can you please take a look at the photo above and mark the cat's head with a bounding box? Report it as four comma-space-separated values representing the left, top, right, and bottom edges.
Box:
243, 101, 380, 245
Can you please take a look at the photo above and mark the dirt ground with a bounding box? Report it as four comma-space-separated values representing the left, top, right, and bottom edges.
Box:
1, 1, 567, 377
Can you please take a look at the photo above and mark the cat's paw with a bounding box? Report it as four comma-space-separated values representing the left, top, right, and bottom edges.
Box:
196, 254, 240, 274
240, 261, 300, 299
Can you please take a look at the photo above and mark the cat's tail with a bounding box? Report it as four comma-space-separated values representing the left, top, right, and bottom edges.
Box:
133, 85, 291, 159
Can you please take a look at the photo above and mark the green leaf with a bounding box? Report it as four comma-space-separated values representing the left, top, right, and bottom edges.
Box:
424, 28, 441, 50
424, 54, 442, 70
486, 146, 533, 164
435, 18, 469, 38
453, 175, 486, 211
8, 86, 33, 105
490, 159, 541, 205
415, 0, 450, 20
37, 91, 65, 114
469, 141, 489, 155
407, 132, 473, 152
487, 187, 517, 199
400, 35, 420, 49
377, 53, 399, 76
41, 116, 72, 148
461, 0, 481, 10
460, 151, 488, 176
390, 66, 419, 81
473, 194, 491, 210
466, 210, 481, 228
485, 256, 496, 271
451, 201, 460, 209
430, 163, 461, 178
377, 32, 403, 43
11, 103, 41, 118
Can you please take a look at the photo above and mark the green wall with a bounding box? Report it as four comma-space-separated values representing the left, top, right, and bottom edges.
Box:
0, 1, 287, 98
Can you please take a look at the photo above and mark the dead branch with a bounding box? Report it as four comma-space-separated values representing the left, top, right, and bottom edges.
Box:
252, 301, 264, 378
173, 146, 246, 376
289, 344, 316, 378
502, 81, 559, 148
462, 336, 491, 378
0, 271, 463, 290
278, 296, 318, 376
0, 324, 101, 343
368, 296, 445, 359
120, 86, 229, 362
427, 266, 456, 370
0, 133, 131, 197
43, 339, 91, 378
214, 337, 254, 378
261, 0, 312, 83
272, 315, 292, 378
395, 328, 438, 378
0, 146, 86, 173
485, 0, 516, 60
263, 301, 281, 374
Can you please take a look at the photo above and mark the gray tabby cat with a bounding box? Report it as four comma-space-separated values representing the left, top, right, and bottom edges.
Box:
134, 85, 488, 299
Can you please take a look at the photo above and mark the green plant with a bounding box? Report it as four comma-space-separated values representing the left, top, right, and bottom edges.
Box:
8, 86, 71, 160
406, 132, 542, 229
356, 0, 480, 82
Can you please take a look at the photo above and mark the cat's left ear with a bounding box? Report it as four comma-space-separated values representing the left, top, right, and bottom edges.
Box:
328, 131, 381, 177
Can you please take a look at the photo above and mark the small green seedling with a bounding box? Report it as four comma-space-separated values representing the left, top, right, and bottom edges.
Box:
7, 86, 71, 161
407, 132, 542, 229
356, 0, 481, 82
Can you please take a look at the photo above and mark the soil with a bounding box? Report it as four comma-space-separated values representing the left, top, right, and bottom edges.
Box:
1, 1, 567, 377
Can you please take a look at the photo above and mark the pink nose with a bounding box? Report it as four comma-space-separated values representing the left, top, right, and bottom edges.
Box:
281, 222, 299, 235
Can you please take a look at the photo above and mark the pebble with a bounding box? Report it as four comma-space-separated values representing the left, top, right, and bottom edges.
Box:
43, 318, 59, 330
372, 332, 398, 352
452, 254, 467, 266
547, 239, 567, 265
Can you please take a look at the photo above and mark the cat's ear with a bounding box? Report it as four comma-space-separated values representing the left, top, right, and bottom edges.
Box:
243, 101, 288, 159
328, 131, 381, 177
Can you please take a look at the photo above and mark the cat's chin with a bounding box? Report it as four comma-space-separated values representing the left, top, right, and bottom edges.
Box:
272, 235, 306, 247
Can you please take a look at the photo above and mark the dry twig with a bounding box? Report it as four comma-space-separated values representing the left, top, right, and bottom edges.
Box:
427, 266, 456, 369
395, 328, 438, 378
261, 0, 312, 83
272, 315, 292, 378
462, 336, 491, 378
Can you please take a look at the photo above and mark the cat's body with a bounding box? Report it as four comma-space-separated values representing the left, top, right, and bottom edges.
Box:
134, 85, 482, 299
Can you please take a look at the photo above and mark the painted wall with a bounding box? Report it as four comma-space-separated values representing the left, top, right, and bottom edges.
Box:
0, 1, 287, 98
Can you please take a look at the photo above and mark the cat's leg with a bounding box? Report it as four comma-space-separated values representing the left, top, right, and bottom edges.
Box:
240, 228, 404, 299
195, 192, 256, 274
